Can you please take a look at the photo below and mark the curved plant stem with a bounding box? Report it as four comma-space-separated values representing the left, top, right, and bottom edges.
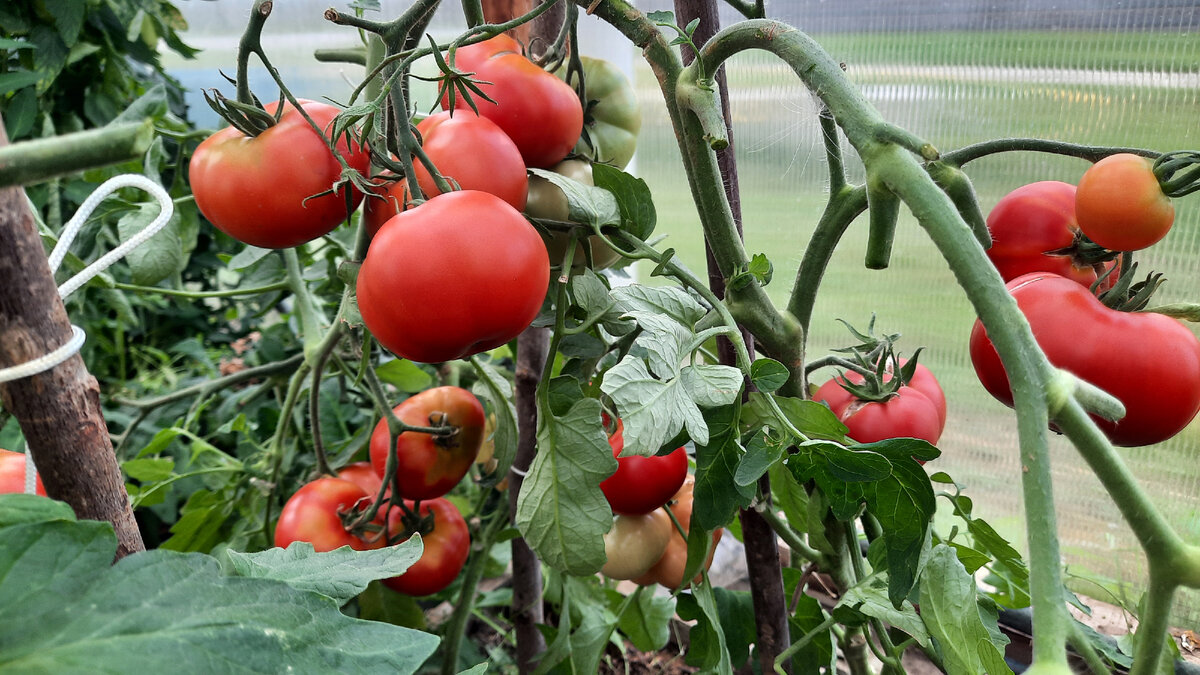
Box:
941, 139, 1156, 167
113, 281, 290, 298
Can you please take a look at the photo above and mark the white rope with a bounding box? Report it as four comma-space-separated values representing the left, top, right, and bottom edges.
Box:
1, 174, 174, 494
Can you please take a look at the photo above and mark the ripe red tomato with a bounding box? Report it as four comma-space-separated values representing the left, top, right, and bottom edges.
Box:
356, 190, 550, 364
190, 99, 370, 249
600, 510, 672, 580
632, 478, 723, 590
362, 174, 409, 240
369, 386, 486, 501
411, 110, 527, 211
450, 34, 522, 74
336, 461, 383, 497
837, 386, 943, 446
0, 449, 45, 496
1075, 153, 1174, 251
814, 359, 947, 436
985, 181, 1118, 290
599, 418, 689, 516
274, 477, 381, 551
381, 497, 470, 596
441, 39, 583, 169
970, 272, 1200, 447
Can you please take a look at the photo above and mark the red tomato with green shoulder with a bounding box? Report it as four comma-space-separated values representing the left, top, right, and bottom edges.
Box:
274, 477, 381, 551
356, 190, 550, 364
381, 497, 470, 596
970, 272, 1200, 447
369, 386, 486, 501
0, 449, 45, 496
599, 418, 689, 516
441, 42, 582, 169
1075, 153, 1174, 251
412, 110, 527, 210
985, 181, 1118, 290
190, 99, 370, 249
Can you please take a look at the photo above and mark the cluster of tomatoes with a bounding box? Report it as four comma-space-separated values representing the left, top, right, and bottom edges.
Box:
274, 386, 483, 596
812, 357, 948, 449
971, 154, 1200, 447
597, 418, 721, 588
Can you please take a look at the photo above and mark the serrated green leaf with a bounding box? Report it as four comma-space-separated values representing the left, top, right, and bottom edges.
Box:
835, 575, 932, 651
515, 399, 616, 575
357, 581, 427, 629
692, 403, 753, 531
734, 429, 784, 487
919, 545, 1013, 675
679, 364, 743, 408
610, 284, 706, 327
376, 359, 434, 393
159, 489, 233, 553
647, 10, 676, 24
749, 357, 788, 393
747, 253, 773, 285
601, 356, 708, 454
675, 585, 733, 673
787, 593, 837, 675
743, 393, 847, 442
0, 519, 440, 674
591, 164, 656, 240
224, 539, 424, 605
227, 244, 274, 270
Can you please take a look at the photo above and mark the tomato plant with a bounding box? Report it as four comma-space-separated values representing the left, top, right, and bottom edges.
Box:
984, 181, 1119, 289
0, 449, 45, 496
1075, 153, 1175, 251
441, 38, 583, 169
274, 477, 380, 551
599, 418, 689, 516
411, 110, 528, 210
381, 497, 470, 596
600, 510, 672, 580
369, 386, 486, 501
356, 190, 550, 364
557, 56, 642, 170
970, 272, 1200, 447
189, 99, 370, 249
632, 478, 722, 590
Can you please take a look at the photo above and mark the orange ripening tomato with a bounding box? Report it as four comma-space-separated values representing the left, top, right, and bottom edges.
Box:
1075, 153, 1174, 251
633, 478, 723, 590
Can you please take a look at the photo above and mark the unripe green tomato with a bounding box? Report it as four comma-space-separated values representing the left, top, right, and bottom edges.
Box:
558, 56, 642, 170
525, 159, 623, 270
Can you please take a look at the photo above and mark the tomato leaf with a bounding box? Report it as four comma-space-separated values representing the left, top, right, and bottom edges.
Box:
605, 587, 675, 652
117, 198, 186, 286
0, 509, 440, 674
470, 356, 519, 482
674, 586, 734, 673
692, 402, 754, 531
786, 592, 838, 675
0, 493, 76, 528
528, 168, 620, 228
919, 545, 1014, 675
749, 357, 789, 393
376, 358, 434, 393
734, 428, 785, 487
743, 393, 847, 442
610, 284, 707, 327
591, 163, 657, 240
833, 574, 932, 651
602, 356, 731, 456
787, 439, 937, 606
515, 398, 616, 576
224, 539, 424, 605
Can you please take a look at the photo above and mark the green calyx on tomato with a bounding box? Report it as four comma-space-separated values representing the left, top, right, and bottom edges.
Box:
970, 272, 1200, 447
380, 497, 470, 597
440, 36, 583, 169
356, 190, 550, 364
369, 386, 486, 501
556, 56, 642, 170
525, 159, 624, 270
190, 99, 370, 249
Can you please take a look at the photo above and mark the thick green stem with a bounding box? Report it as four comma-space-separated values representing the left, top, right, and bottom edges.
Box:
0, 121, 155, 188
941, 138, 1155, 167
440, 491, 509, 675
754, 501, 824, 565
1128, 572, 1178, 675
282, 248, 329, 362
